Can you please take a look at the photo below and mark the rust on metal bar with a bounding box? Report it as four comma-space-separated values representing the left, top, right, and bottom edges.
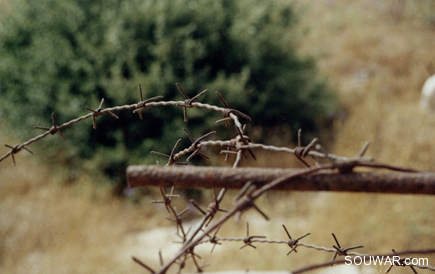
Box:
127, 165, 435, 195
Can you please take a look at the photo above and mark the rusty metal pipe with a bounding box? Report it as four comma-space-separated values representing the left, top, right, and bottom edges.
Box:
127, 165, 435, 195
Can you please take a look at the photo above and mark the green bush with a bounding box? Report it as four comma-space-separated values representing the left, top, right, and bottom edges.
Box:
0, 0, 336, 187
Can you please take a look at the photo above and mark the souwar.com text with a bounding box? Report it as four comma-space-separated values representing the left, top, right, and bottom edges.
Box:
345, 256, 428, 266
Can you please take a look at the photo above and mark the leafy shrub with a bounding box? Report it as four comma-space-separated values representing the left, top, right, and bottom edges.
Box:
0, 0, 336, 187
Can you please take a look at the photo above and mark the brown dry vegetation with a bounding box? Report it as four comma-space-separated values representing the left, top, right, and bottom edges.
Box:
1, 0, 435, 273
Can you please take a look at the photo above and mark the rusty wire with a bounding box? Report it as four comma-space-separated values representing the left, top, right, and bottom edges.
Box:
196, 236, 435, 273
2, 83, 435, 274
0, 83, 250, 165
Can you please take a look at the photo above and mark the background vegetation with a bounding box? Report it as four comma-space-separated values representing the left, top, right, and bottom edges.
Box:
1, 0, 435, 273
0, 0, 336, 190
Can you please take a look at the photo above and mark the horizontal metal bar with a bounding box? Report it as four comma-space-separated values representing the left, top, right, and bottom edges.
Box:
127, 165, 435, 195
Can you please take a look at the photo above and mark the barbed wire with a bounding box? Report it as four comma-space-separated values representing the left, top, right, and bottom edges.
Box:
132, 171, 435, 274
0, 83, 251, 166
130, 160, 435, 274
198, 236, 435, 272
2, 83, 435, 273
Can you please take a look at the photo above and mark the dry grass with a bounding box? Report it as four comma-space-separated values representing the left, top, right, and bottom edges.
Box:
0, 152, 162, 274
295, 0, 435, 169
1, 0, 435, 273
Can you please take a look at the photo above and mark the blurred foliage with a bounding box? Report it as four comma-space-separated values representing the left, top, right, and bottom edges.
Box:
0, 0, 337, 188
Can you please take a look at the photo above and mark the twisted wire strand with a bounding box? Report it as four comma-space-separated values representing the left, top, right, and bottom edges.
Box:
136, 101, 227, 113
197, 237, 435, 271
0, 98, 242, 164
198, 140, 233, 147
239, 143, 369, 162
191, 102, 227, 112
158, 112, 245, 165
172, 140, 233, 162
199, 237, 345, 253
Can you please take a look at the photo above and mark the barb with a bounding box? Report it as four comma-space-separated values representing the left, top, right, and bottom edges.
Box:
282, 225, 310, 255
165, 206, 189, 237
214, 91, 251, 126
3, 144, 34, 166
182, 128, 215, 161
86, 98, 119, 129
151, 139, 188, 166
175, 83, 208, 122
133, 84, 164, 119
33, 112, 66, 141
151, 186, 180, 213
239, 222, 266, 249
330, 233, 364, 265
190, 188, 227, 227
213, 91, 255, 161
293, 129, 317, 167
203, 225, 223, 253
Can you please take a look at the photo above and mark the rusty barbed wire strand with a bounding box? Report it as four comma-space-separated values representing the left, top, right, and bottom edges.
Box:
0, 84, 251, 166
238, 142, 353, 161
196, 236, 430, 263
195, 236, 435, 271
166, 225, 435, 273
197, 236, 340, 252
